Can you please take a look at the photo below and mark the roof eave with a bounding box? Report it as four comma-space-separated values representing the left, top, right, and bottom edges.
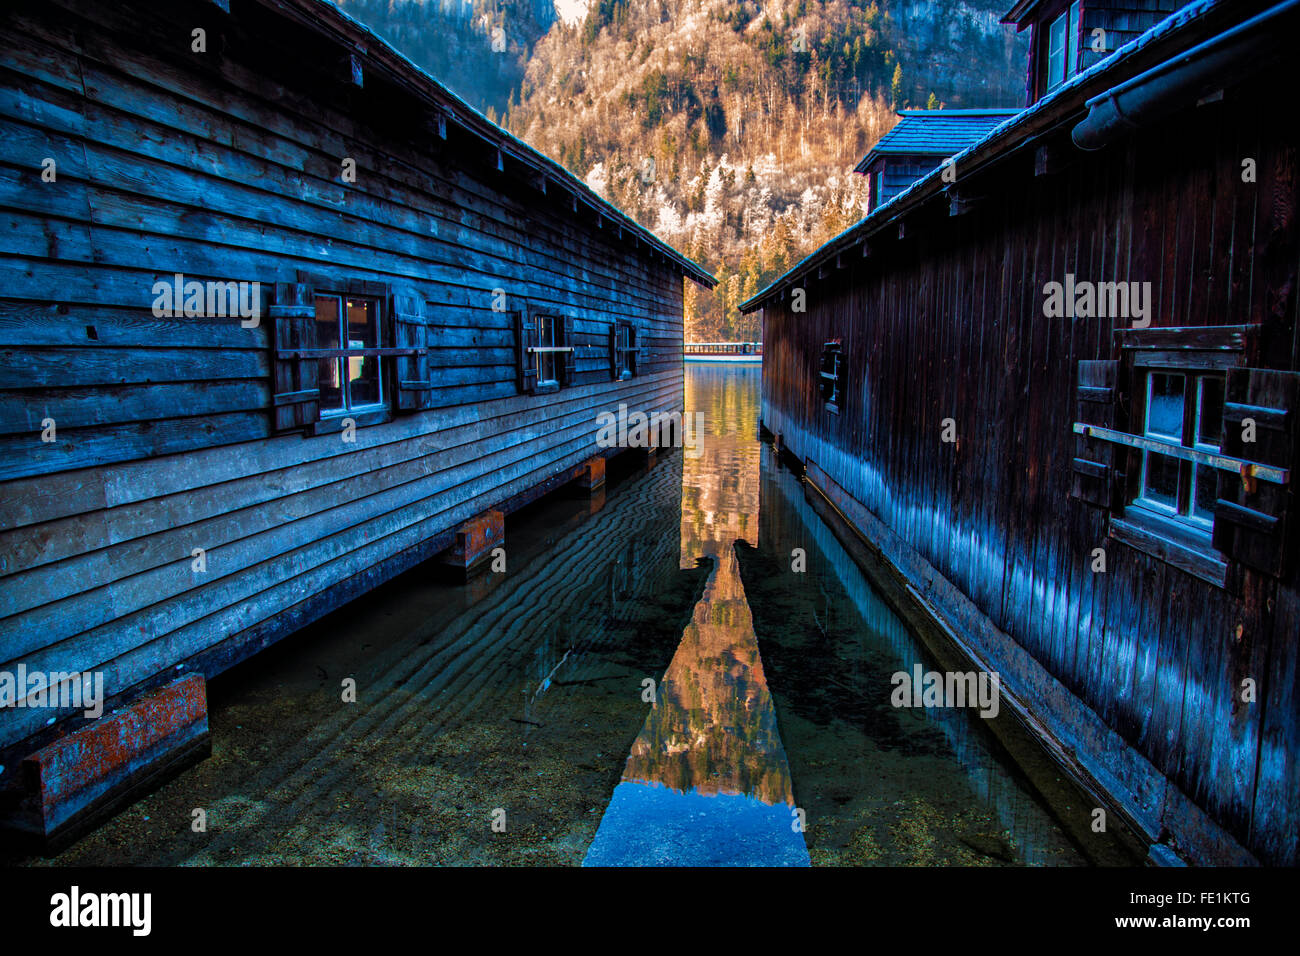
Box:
741, 0, 1239, 314
259, 0, 716, 288
1001, 0, 1043, 27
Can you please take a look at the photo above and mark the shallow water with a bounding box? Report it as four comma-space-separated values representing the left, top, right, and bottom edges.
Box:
24, 364, 1141, 866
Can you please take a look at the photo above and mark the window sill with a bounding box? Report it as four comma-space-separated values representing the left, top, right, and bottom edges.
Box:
1109, 511, 1228, 588
310, 408, 391, 436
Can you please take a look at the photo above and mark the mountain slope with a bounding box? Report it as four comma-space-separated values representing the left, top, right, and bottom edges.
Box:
339, 0, 1028, 339
506, 0, 1026, 339
339, 0, 556, 116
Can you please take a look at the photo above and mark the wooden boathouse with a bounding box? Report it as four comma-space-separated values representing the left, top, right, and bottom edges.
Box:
0, 0, 712, 841
744, 0, 1300, 866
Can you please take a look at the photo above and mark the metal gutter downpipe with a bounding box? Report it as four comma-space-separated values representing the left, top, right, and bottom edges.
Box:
1071, 0, 1299, 150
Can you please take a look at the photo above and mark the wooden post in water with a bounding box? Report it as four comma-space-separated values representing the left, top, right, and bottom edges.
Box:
440, 510, 505, 580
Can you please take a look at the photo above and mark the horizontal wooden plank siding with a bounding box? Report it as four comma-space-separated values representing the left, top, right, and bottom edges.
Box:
758, 52, 1298, 866
0, 0, 700, 776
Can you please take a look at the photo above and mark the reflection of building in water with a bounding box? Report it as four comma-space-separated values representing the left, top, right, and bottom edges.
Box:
679, 365, 762, 566
759, 454, 1088, 866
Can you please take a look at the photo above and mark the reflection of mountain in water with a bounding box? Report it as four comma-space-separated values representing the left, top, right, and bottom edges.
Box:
586, 365, 809, 866
623, 548, 794, 806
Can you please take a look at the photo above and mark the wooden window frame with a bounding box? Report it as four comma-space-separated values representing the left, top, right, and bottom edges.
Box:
533, 312, 563, 392
614, 320, 637, 380
272, 274, 425, 436
1040, 0, 1082, 96
1105, 327, 1248, 587
819, 340, 843, 414
517, 303, 576, 396
311, 290, 389, 419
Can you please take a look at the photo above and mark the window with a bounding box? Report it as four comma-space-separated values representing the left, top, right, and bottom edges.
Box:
819, 340, 843, 413
534, 312, 561, 388
614, 321, 637, 379
1133, 370, 1225, 532
1073, 327, 1298, 584
515, 307, 574, 395
1044, 2, 1081, 92
314, 292, 385, 416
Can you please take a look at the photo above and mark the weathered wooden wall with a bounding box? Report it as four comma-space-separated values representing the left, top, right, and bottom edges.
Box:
0, 0, 696, 770
868, 158, 941, 211
759, 60, 1299, 865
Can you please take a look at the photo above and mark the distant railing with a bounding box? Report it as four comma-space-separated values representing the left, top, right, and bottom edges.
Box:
684, 342, 763, 356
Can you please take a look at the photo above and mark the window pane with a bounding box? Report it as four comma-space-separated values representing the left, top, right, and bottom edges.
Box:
1066, 2, 1080, 75
1192, 464, 1218, 523
1197, 376, 1225, 448
537, 315, 556, 384
1141, 451, 1180, 509
343, 298, 381, 408
1146, 372, 1185, 441
314, 295, 344, 413
346, 298, 379, 348
1047, 13, 1066, 89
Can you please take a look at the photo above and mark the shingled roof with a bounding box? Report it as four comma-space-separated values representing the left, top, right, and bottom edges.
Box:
853, 110, 1023, 173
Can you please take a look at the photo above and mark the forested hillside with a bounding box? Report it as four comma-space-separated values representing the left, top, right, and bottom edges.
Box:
340, 0, 1027, 340
339, 0, 557, 115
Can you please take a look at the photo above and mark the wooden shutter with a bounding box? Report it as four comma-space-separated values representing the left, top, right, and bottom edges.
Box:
1212, 368, 1299, 576
561, 316, 577, 386
514, 310, 537, 394
392, 291, 431, 412
1071, 359, 1119, 508
608, 323, 619, 380
269, 282, 320, 433
627, 326, 638, 376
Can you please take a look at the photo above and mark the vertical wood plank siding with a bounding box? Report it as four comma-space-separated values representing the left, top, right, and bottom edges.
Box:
0, 0, 700, 767
759, 66, 1299, 865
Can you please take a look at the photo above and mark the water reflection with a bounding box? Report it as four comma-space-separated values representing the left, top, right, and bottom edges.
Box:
585, 366, 809, 866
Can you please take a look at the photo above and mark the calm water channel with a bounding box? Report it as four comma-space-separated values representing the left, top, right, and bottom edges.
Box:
24, 364, 1142, 867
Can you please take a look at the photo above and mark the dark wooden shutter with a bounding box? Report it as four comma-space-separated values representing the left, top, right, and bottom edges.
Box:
561, 316, 577, 386
514, 310, 537, 394
608, 323, 619, 380
1212, 368, 1299, 576
392, 291, 431, 412
1071, 359, 1119, 508
627, 326, 638, 376
269, 282, 320, 433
